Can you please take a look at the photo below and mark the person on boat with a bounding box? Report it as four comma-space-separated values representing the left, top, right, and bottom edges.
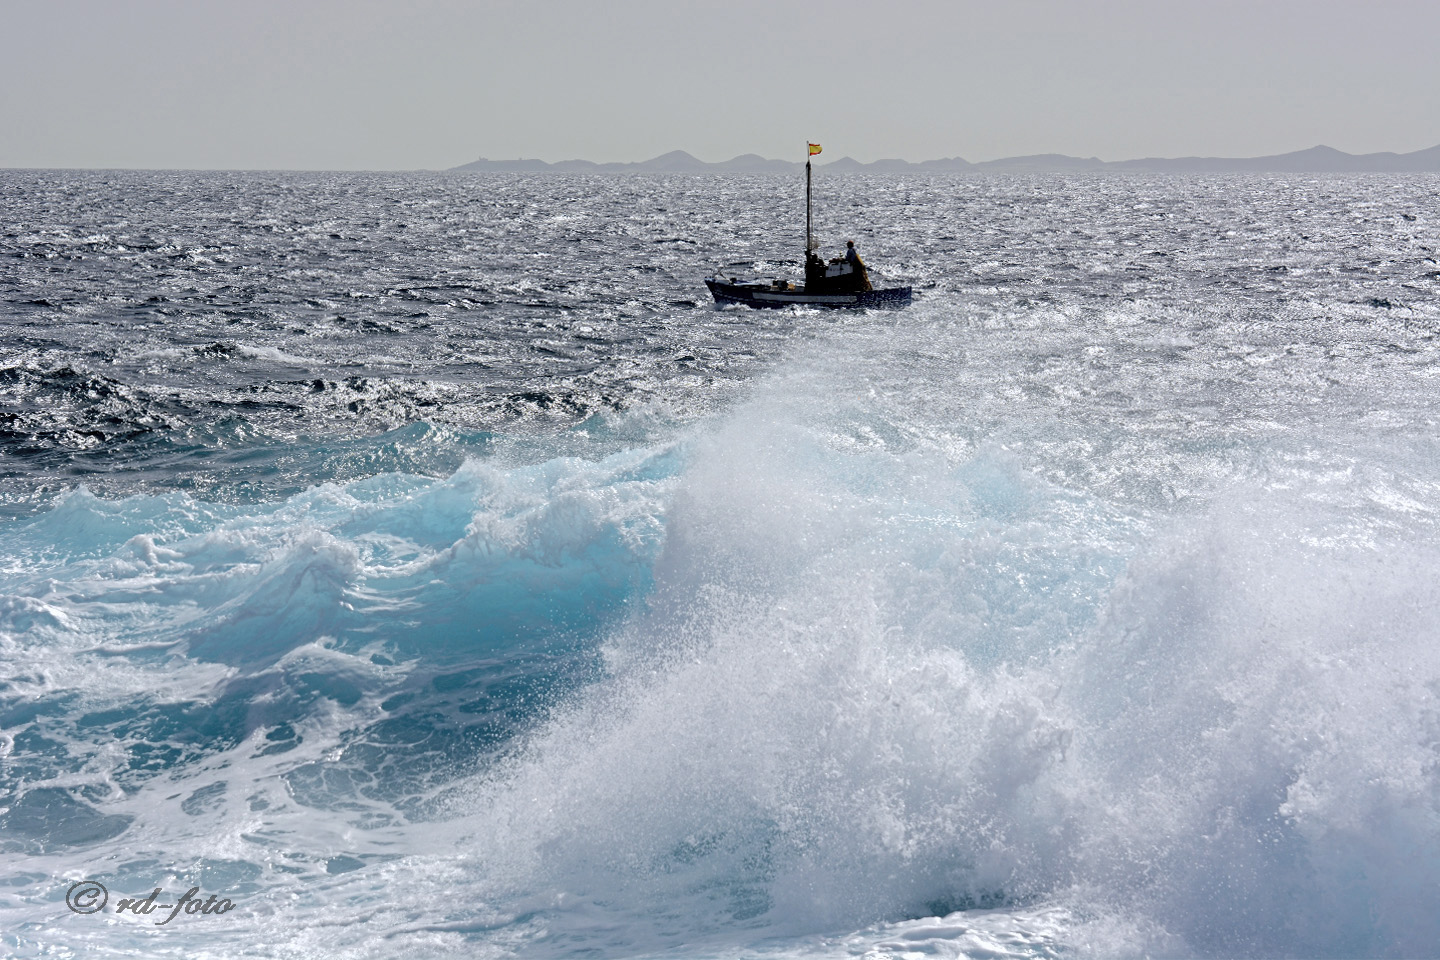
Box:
806, 249, 826, 286
845, 240, 873, 291
804, 238, 830, 292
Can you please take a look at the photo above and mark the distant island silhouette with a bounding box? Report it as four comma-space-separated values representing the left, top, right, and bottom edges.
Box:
452, 144, 1440, 175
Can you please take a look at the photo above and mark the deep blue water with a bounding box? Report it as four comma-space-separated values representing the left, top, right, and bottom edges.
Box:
2, 170, 1439, 958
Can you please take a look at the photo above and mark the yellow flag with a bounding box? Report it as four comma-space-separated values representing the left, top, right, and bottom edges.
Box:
808, 143, 822, 156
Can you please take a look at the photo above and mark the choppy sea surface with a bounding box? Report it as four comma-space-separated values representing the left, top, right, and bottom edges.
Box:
2, 170, 1439, 959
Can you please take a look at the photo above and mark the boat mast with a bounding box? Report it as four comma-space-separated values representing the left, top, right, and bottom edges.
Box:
805, 150, 812, 256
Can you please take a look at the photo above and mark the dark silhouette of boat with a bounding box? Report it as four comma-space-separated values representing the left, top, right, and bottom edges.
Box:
705, 144, 912, 310
704, 276, 913, 309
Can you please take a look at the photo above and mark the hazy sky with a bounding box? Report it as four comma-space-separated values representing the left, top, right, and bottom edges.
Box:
3, 0, 1436, 170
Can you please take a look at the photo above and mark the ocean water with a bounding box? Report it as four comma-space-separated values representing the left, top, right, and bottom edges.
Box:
2, 169, 1439, 958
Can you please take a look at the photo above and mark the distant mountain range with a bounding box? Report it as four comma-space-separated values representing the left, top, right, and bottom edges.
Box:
452, 144, 1440, 175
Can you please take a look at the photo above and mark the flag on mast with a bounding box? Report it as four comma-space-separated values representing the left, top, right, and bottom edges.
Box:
808, 143, 822, 156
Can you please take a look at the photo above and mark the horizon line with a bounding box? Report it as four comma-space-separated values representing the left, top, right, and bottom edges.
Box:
5, 141, 1439, 174
466, 141, 1440, 166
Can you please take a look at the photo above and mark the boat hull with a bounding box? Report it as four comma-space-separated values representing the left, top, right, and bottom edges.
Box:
706, 279, 912, 310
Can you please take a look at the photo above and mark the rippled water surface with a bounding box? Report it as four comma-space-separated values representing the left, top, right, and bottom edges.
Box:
2, 170, 1439, 958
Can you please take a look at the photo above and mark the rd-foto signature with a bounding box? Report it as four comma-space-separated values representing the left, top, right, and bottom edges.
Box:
66, 880, 237, 925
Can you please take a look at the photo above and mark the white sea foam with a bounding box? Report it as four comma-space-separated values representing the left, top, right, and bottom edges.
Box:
346, 310, 1439, 958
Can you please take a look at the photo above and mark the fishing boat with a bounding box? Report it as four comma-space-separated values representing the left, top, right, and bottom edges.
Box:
705, 143, 912, 310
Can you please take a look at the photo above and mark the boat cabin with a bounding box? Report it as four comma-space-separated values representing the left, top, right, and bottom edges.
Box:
805, 251, 871, 294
